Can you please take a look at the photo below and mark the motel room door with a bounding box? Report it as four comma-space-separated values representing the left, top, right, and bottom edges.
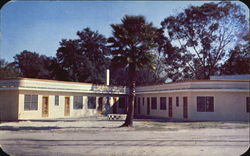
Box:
64, 97, 70, 116
97, 97, 103, 114
147, 97, 150, 115
183, 97, 188, 119
42, 96, 49, 117
168, 97, 172, 118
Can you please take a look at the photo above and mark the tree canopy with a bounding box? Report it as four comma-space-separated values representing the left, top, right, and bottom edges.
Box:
161, 1, 248, 80
0, 58, 20, 79
14, 50, 53, 79
55, 28, 110, 83
5, 1, 249, 84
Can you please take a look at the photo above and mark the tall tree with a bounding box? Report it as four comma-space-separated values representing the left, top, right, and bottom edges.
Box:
56, 28, 110, 83
108, 15, 158, 127
221, 32, 250, 75
14, 50, 53, 79
0, 58, 20, 79
161, 1, 247, 80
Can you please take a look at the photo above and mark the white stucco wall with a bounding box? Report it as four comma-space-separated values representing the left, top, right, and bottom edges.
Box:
0, 90, 19, 121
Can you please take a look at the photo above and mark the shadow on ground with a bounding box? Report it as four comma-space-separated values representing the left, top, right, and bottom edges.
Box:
0, 126, 62, 131
0, 126, 123, 131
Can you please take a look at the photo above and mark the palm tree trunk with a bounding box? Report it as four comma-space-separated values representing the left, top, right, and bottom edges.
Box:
121, 64, 135, 127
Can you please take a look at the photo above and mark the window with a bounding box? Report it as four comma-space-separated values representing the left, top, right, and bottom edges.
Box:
88, 97, 96, 109
247, 97, 250, 113
142, 97, 145, 106
197, 96, 214, 112
119, 97, 125, 108
134, 97, 137, 109
24, 95, 38, 111
151, 97, 157, 109
176, 97, 179, 107
73, 96, 83, 109
160, 97, 167, 110
138, 97, 141, 114
55, 95, 59, 106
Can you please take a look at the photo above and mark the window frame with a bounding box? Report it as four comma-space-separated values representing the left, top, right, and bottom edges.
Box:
73, 96, 83, 110
87, 96, 96, 109
151, 97, 157, 110
24, 95, 38, 111
197, 96, 214, 112
160, 97, 167, 110
55, 95, 59, 106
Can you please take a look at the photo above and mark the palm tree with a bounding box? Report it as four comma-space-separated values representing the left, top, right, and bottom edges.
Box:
108, 15, 159, 127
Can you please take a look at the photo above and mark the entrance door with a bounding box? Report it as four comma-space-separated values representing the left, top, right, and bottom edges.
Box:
168, 97, 172, 118
42, 96, 49, 117
98, 97, 103, 114
147, 97, 150, 115
183, 97, 188, 119
64, 97, 70, 116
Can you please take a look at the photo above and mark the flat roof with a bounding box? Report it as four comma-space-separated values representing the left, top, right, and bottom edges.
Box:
1, 77, 249, 87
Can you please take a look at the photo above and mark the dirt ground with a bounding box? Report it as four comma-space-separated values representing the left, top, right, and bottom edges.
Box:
0, 117, 249, 156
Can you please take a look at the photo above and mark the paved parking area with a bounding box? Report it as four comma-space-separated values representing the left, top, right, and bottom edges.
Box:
0, 117, 249, 156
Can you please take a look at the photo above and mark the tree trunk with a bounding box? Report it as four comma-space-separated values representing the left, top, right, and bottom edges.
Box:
120, 64, 135, 127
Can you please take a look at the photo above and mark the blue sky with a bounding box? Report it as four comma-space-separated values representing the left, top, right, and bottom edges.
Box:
0, 1, 249, 62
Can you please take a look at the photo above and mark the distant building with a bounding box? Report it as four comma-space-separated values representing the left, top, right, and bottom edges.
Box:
210, 74, 250, 80
0, 76, 249, 121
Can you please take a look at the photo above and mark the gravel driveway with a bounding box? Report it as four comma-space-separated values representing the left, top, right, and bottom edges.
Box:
0, 117, 249, 156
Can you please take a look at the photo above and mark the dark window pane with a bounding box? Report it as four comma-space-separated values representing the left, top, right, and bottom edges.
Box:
24, 95, 38, 111
24, 95, 31, 102
88, 97, 96, 109
160, 97, 166, 110
24, 102, 30, 110
74, 96, 83, 109
206, 97, 214, 112
151, 97, 157, 109
55, 95, 59, 106
197, 96, 206, 112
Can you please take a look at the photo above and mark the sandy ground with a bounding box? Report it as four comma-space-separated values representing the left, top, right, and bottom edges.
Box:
0, 117, 249, 156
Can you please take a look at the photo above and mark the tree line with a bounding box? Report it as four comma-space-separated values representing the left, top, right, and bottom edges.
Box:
1, 1, 249, 127
1, 1, 249, 85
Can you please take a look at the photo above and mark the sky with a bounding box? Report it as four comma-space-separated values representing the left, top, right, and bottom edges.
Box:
0, 0, 249, 62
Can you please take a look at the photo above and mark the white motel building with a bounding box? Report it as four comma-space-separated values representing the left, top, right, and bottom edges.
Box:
0, 75, 249, 121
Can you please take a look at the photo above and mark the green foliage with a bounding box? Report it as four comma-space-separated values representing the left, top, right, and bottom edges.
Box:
0, 58, 20, 79
221, 32, 250, 75
161, 1, 248, 80
109, 15, 159, 83
55, 28, 110, 83
14, 51, 53, 79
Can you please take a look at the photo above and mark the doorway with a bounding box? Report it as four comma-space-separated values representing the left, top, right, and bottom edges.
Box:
168, 97, 172, 118
183, 97, 188, 119
42, 96, 49, 117
147, 97, 150, 115
98, 97, 103, 114
64, 97, 70, 116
